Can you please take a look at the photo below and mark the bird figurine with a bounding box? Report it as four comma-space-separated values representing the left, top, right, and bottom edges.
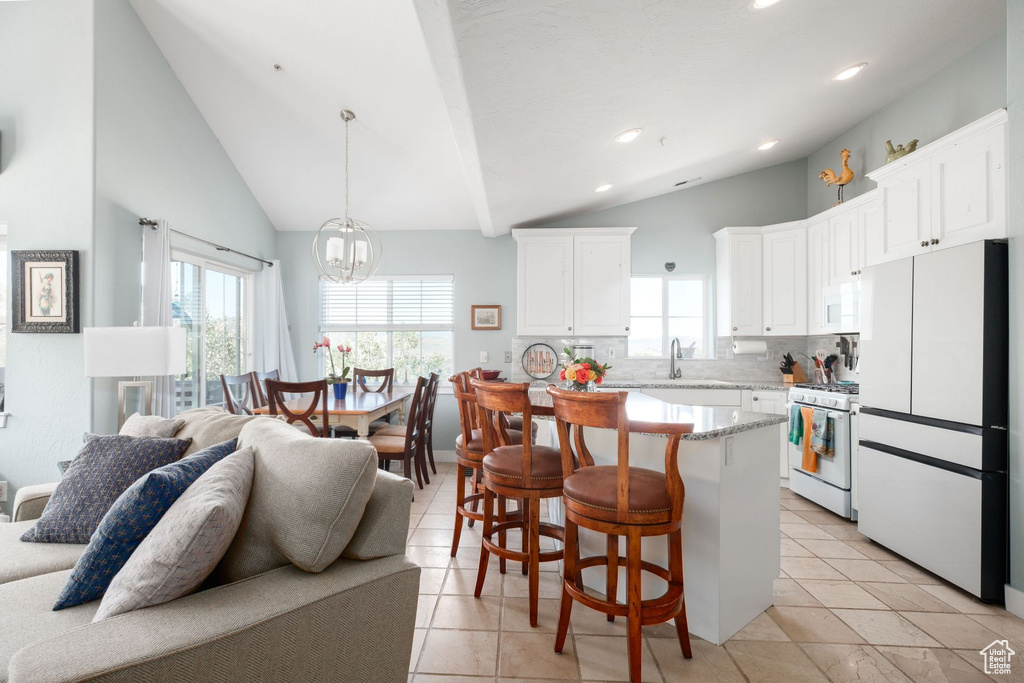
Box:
885, 139, 919, 164
819, 149, 855, 205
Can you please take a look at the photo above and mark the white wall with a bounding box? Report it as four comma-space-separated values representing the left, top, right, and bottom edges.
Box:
806, 32, 1007, 215
0, 0, 97, 516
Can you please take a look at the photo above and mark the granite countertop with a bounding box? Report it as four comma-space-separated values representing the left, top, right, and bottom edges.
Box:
528, 388, 787, 441
522, 379, 791, 391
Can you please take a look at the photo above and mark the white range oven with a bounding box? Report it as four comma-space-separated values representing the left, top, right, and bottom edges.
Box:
787, 383, 859, 520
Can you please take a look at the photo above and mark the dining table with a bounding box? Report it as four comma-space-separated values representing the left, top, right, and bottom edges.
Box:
253, 388, 414, 438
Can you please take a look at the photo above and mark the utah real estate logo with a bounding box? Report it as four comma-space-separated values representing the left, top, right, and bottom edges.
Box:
980, 640, 1015, 675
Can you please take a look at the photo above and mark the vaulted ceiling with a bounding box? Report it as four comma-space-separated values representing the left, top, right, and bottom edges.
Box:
131, 0, 1005, 236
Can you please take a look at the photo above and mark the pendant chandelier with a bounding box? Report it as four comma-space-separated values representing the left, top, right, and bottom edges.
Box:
311, 109, 382, 284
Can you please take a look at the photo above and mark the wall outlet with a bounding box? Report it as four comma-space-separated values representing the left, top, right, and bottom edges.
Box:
0, 481, 7, 503
504, 351, 512, 363
607, 348, 615, 360
479, 351, 488, 363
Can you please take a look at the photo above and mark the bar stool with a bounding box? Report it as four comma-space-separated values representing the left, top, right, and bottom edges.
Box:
546, 386, 692, 683
471, 380, 565, 627
450, 372, 524, 557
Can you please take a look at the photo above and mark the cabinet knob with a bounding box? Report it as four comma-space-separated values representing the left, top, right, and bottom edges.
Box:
568, 327, 572, 331
752, 396, 759, 401
732, 326, 738, 331
921, 240, 928, 247
931, 238, 939, 245
625, 327, 629, 331
766, 327, 771, 331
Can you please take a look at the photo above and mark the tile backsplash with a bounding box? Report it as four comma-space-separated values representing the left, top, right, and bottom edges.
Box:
507, 334, 859, 383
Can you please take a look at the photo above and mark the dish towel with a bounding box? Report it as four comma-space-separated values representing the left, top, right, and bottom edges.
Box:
811, 408, 835, 458
800, 406, 817, 473
788, 404, 803, 445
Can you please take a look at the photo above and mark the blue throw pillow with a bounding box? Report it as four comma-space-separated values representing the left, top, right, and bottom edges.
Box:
21, 435, 193, 545
52, 439, 238, 610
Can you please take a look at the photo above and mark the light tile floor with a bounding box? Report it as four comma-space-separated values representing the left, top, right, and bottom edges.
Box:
406, 461, 1021, 681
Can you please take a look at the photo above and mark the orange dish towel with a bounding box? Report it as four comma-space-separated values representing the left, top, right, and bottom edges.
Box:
800, 406, 818, 474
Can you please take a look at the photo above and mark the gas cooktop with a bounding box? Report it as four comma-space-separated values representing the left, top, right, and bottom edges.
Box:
792, 383, 860, 395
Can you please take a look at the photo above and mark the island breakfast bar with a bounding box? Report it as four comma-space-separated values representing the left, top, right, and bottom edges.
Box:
529, 388, 786, 645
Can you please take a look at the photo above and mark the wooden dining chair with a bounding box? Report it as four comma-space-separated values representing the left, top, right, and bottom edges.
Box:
373, 372, 440, 481
471, 380, 565, 627
368, 376, 427, 488
266, 379, 330, 438
354, 367, 394, 392
253, 369, 280, 408
220, 372, 260, 415
546, 385, 693, 683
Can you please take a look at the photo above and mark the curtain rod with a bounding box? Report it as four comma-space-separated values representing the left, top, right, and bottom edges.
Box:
138, 218, 274, 267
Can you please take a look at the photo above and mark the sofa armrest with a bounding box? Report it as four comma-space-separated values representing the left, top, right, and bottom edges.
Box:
343, 470, 414, 560
8, 554, 420, 683
13, 482, 57, 522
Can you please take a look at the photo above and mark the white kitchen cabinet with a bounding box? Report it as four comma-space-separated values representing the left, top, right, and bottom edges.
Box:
744, 389, 790, 478
643, 388, 742, 407
828, 208, 859, 286
806, 220, 830, 335
513, 228, 635, 336
877, 157, 932, 263
574, 234, 631, 336
858, 195, 884, 270
714, 229, 762, 336
761, 224, 807, 336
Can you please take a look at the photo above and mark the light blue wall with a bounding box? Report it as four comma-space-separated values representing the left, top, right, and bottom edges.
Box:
806, 32, 1007, 216
0, 0, 97, 517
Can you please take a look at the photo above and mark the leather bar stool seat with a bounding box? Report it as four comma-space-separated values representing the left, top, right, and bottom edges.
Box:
506, 416, 539, 437
563, 466, 673, 525
483, 445, 563, 488
456, 428, 523, 457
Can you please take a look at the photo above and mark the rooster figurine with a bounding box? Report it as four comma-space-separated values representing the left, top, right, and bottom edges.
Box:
819, 149, 855, 205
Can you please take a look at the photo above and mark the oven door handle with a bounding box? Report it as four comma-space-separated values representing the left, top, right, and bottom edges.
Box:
827, 412, 845, 421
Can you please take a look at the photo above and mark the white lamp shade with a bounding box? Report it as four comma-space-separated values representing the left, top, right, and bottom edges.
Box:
84, 327, 187, 377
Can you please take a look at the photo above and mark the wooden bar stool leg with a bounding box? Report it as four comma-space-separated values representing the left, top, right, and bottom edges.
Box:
554, 518, 578, 654
626, 529, 644, 683
474, 487, 495, 598
467, 469, 481, 528
607, 534, 619, 622
528, 492, 541, 627
452, 469, 467, 557
521, 497, 530, 576
497, 495, 508, 574
669, 528, 693, 658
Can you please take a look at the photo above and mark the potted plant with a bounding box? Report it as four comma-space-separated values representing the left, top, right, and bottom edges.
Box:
314, 337, 353, 399
559, 346, 611, 392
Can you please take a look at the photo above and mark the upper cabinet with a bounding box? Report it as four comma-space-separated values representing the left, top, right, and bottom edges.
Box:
513, 228, 634, 336
714, 229, 762, 336
829, 208, 859, 286
762, 223, 807, 336
865, 109, 1007, 265
806, 219, 830, 335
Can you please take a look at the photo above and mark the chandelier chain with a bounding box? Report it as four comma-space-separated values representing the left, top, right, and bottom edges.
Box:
344, 116, 350, 223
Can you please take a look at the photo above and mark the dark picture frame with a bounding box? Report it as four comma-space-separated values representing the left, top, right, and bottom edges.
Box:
11, 250, 80, 333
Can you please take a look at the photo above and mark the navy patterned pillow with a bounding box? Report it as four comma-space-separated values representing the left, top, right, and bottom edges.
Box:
21, 435, 192, 545
52, 439, 238, 610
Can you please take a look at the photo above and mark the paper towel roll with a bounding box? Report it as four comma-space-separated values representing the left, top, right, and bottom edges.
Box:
731, 340, 768, 355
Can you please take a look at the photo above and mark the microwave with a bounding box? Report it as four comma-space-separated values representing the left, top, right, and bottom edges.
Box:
824, 281, 860, 331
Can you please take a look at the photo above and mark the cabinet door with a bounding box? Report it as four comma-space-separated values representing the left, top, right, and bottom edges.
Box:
724, 234, 763, 335
806, 220, 830, 335
932, 123, 1006, 250
762, 227, 807, 336
574, 235, 631, 335
858, 196, 884, 269
829, 209, 859, 286
517, 235, 574, 335
879, 159, 931, 262
751, 390, 789, 478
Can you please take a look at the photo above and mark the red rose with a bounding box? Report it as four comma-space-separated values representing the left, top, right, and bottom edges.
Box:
595, 376, 603, 384
583, 362, 591, 369
559, 369, 566, 381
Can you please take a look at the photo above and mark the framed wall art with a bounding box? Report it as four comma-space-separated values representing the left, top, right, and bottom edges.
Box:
471, 304, 501, 331
11, 250, 80, 333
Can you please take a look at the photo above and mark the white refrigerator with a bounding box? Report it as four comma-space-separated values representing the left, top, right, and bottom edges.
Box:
857, 240, 1008, 601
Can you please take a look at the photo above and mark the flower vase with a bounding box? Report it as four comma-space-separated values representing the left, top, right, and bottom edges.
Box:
333, 381, 348, 400
561, 380, 597, 392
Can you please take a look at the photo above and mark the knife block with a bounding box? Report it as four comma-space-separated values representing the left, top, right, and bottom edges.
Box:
789, 361, 808, 383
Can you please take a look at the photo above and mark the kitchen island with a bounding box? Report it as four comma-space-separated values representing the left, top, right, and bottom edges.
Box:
529, 388, 786, 645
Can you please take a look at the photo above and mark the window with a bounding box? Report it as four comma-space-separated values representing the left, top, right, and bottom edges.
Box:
319, 276, 454, 385
628, 275, 710, 358
171, 253, 252, 412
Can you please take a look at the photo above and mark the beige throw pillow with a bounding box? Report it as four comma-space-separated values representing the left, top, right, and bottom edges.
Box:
93, 447, 254, 622
209, 418, 378, 584
119, 413, 185, 439
174, 407, 266, 455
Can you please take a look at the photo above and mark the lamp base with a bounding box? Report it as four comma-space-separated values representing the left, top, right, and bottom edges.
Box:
117, 380, 154, 430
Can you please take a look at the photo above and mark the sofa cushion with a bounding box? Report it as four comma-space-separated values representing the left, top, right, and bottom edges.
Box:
94, 447, 255, 622
53, 439, 239, 610
0, 569, 99, 679
20, 435, 192, 545
174, 406, 266, 455
119, 412, 186, 438
210, 418, 378, 584
0, 521, 84, 586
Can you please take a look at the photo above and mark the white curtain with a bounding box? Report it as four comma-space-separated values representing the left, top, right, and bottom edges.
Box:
141, 219, 175, 418
256, 259, 298, 383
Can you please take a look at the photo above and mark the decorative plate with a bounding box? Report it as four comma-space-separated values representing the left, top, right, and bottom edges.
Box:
522, 343, 559, 380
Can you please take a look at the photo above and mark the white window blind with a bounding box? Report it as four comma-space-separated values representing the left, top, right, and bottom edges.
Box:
321, 276, 454, 331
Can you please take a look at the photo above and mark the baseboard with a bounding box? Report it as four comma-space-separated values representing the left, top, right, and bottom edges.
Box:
1005, 583, 1024, 618
432, 449, 457, 464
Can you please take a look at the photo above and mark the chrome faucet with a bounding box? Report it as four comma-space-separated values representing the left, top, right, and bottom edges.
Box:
669, 337, 682, 379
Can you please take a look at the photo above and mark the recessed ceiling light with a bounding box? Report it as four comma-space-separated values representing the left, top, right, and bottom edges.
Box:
615, 128, 643, 143
757, 139, 780, 151
750, 0, 782, 9
595, 184, 613, 193
831, 62, 867, 82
